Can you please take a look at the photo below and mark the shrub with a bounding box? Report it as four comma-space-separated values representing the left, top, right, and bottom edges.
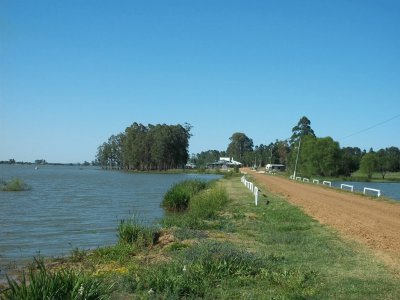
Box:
162, 180, 208, 212
2, 258, 112, 299
161, 186, 228, 230
1, 178, 31, 191
117, 215, 159, 247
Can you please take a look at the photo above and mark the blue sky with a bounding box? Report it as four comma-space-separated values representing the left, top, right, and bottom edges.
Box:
1, 0, 399, 163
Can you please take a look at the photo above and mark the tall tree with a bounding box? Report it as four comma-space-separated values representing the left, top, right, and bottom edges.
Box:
191, 150, 222, 167
360, 152, 378, 180
297, 136, 340, 177
385, 146, 400, 172
226, 132, 253, 163
290, 116, 316, 145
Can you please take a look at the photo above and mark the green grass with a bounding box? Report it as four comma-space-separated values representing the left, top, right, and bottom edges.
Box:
0, 178, 31, 191
221, 177, 400, 299
128, 241, 317, 299
1, 258, 112, 300
162, 179, 209, 212
161, 185, 228, 230
117, 214, 159, 247
351, 170, 400, 182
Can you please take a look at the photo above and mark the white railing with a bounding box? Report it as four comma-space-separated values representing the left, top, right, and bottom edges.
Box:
340, 184, 354, 192
284, 173, 385, 199
363, 187, 381, 197
241, 176, 259, 206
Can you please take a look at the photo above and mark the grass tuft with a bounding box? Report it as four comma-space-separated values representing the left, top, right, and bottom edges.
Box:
117, 215, 159, 247
1, 257, 112, 299
1, 178, 31, 191
161, 186, 228, 230
162, 180, 209, 212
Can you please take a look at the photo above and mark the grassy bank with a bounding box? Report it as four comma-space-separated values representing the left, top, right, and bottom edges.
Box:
349, 171, 400, 182
2, 175, 400, 299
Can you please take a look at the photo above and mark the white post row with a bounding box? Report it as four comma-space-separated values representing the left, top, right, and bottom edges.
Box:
286, 174, 383, 198
241, 176, 259, 206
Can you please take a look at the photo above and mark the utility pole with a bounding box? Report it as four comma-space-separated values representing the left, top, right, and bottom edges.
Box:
293, 138, 301, 179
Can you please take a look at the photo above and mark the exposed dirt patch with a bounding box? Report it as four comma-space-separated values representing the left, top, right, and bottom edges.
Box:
243, 168, 400, 269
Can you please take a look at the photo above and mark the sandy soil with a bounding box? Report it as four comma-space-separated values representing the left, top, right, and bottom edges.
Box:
242, 168, 400, 269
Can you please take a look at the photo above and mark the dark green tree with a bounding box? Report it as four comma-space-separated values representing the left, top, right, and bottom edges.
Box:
385, 146, 400, 172
339, 147, 362, 176
191, 150, 222, 167
296, 136, 340, 177
290, 116, 316, 145
97, 122, 191, 171
360, 151, 378, 180
226, 132, 253, 165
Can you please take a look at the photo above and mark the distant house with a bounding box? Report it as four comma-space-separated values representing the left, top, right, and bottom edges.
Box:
266, 164, 285, 172
207, 157, 242, 169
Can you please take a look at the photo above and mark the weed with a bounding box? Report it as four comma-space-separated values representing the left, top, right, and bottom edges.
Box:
162, 186, 228, 231
117, 215, 159, 247
1, 258, 112, 299
162, 180, 209, 212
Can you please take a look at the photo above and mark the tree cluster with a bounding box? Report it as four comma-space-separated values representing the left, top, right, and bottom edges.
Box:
96, 123, 192, 170
190, 116, 400, 179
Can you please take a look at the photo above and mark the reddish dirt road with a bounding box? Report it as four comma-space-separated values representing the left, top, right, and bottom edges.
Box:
243, 168, 400, 268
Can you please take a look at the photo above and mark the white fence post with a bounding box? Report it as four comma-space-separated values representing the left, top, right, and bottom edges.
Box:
313, 179, 319, 184
254, 186, 258, 206
323, 180, 332, 187
340, 184, 354, 192
363, 187, 381, 197
239, 177, 260, 206
303, 178, 309, 182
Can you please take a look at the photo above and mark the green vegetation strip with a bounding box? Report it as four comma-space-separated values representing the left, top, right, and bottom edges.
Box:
2, 175, 399, 299
0, 178, 31, 192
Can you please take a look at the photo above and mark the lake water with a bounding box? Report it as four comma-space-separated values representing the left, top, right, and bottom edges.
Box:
0, 165, 220, 280
330, 180, 400, 200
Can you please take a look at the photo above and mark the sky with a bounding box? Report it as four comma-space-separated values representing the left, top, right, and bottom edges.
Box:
1, 0, 399, 163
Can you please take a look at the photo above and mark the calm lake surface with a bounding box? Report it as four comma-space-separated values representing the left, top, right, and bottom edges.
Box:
331, 180, 400, 200
0, 165, 220, 279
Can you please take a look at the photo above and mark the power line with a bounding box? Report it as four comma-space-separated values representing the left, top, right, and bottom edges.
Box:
340, 113, 400, 141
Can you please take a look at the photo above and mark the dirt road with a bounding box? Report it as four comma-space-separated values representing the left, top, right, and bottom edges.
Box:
243, 168, 400, 268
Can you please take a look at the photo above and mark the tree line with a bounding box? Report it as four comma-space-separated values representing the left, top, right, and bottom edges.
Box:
96, 122, 192, 170
190, 116, 400, 179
